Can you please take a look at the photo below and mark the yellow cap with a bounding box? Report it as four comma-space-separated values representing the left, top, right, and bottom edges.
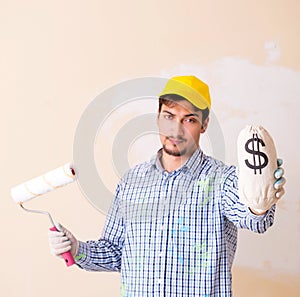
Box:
159, 75, 211, 110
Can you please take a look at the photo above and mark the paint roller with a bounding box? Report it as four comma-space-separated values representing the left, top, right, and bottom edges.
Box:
10, 163, 77, 267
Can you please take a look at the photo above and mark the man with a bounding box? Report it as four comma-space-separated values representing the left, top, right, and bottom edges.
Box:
49, 76, 285, 296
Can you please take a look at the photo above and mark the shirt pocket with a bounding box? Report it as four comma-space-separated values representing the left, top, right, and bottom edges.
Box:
176, 188, 215, 215
121, 184, 164, 224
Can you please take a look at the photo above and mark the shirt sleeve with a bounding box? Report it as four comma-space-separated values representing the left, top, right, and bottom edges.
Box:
75, 183, 125, 272
220, 165, 276, 234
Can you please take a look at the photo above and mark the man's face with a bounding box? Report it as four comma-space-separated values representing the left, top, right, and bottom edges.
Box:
157, 100, 208, 159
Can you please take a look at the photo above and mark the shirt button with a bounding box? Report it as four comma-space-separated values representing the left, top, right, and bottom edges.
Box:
161, 225, 164, 230
158, 251, 163, 257
157, 278, 163, 284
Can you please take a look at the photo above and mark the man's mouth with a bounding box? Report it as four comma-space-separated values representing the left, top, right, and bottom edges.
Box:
167, 137, 186, 145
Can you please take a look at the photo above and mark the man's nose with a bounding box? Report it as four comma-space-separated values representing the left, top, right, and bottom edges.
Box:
172, 120, 184, 137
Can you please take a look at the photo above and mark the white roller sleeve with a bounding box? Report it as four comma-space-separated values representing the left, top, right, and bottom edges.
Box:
11, 163, 77, 203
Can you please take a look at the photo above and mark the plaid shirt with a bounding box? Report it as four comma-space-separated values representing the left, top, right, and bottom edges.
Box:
76, 148, 275, 296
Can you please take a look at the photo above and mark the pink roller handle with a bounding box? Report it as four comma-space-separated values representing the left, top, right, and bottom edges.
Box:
50, 226, 75, 267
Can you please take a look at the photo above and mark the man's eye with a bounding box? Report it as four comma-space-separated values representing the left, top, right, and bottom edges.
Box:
164, 114, 173, 120
185, 118, 196, 123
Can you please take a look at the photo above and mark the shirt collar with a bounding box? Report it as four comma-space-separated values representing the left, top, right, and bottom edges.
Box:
149, 147, 204, 178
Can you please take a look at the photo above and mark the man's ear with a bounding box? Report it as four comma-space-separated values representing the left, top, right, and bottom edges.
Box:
201, 117, 209, 133
157, 110, 160, 123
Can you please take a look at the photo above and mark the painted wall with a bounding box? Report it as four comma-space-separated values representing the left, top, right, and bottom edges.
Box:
1, 1, 299, 296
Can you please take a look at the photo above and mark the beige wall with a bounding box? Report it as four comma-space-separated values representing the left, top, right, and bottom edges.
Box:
1, 0, 299, 296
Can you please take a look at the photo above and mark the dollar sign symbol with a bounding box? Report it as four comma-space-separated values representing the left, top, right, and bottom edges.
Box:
244, 133, 269, 174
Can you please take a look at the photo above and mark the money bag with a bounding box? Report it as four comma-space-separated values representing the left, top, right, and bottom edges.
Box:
237, 125, 278, 211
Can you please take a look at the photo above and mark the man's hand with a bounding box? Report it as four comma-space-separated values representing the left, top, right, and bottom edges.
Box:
250, 158, 286, 215
273, 158, 286, 198
48, 223, 79, 258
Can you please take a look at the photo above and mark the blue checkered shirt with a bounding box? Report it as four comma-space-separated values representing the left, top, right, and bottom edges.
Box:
76, 148, 275, 296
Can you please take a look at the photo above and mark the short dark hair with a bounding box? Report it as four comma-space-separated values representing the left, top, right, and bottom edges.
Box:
158, 94, 209, 122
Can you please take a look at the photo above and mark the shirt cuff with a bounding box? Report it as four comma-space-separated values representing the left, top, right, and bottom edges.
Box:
74, 241, 90, 267
246, 204, 276, 220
